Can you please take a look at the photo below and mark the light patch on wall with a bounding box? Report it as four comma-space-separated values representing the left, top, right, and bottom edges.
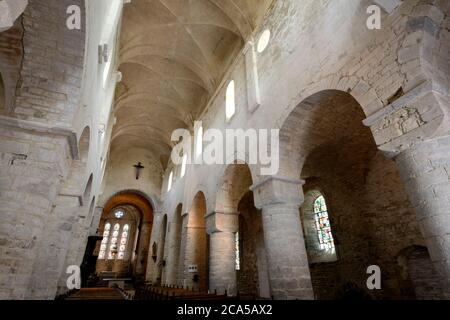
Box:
181, 153, 187, 178
226, 80, 235, 121
0, 72, 5, 111
167, 170, 174, 191
101, 0, 122, 89
257, 29, 271, 53
196, 125, 203, 158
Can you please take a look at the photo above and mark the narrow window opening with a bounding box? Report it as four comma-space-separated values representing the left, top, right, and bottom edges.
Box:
167, 171, 174, 191
226, 80, 235, 121
313, 195, 335, 253
257, 29, 271, 53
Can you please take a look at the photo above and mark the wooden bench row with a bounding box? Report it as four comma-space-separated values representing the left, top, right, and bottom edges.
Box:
134, 284, 229, 301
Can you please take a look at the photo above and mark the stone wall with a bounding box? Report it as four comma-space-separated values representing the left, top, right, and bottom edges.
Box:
0, 0, 87, 299
0, 19, 23, 114
402, 246, 445, 299
0, 126, 71, 299
303, 150, 426, 299
14, 0, 85, 126
237, 192, 270, 298
1, 0, 449, 300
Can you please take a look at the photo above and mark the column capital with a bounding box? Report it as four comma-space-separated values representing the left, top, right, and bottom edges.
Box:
205, 211, 239, 234
250, 175, 305, 209
0, 115, 78, 159
363, 80, 448, 158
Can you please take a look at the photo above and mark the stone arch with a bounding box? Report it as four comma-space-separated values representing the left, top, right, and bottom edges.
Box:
101, 189, 160, 214
79, 126, 90, 163
280, 89, 424, 299
99, 191, 154, 280
211, 163, 270, 298
184, 184, 211, 216
397, 245, 446, 300
275, 75, 378, 130
184, 191, 208, 291
102, 191, 154, 226
279, 89, 375, 177
215, 163, 254, 214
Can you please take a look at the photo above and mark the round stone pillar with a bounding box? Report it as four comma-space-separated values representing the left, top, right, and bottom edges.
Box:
135, 220, 153, 278
395, 137, 450, 297
206, 212, 238, 295
363, 79, 450, 298
250, 176, 314, 300
209, 231, 236, 295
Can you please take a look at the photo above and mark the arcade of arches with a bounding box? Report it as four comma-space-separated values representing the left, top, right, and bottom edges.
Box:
0, 0, 449, 300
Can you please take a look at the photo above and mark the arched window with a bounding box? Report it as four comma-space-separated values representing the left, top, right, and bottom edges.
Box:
257, 29, 271, 53
107, 223, 121, 259
226, 80, 235, 121
118, 224, 129, 260
313, 195, 335, 252
181, 153, 187, 178
167, 171, 173, 191
98, 210, 134, 261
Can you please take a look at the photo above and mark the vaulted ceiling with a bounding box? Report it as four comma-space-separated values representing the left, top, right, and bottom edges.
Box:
111, 0, 273, 168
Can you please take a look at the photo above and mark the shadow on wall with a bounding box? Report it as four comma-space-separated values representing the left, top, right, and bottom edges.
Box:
397, 246, 446, 300
0, 72, 4, 112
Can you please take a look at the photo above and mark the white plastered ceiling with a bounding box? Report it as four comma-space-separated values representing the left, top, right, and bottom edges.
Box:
111, 0, 273, 168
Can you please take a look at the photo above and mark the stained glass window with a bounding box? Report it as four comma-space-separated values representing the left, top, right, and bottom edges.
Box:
235, 232, 240, 271
313, 196, 335, 252
114, 210, 124, 219
118, 224, 129, 260
99, 223, 111, 259
99, 220, 131, 261
107, 223, 121, 259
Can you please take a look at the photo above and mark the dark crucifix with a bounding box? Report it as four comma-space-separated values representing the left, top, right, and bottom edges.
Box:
133, 162, 145, 180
